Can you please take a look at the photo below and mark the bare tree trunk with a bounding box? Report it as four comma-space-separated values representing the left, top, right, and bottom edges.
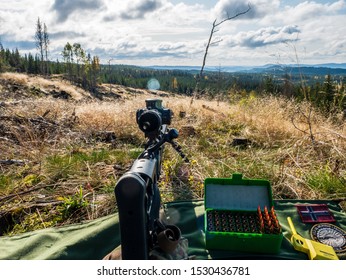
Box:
192, 4, 251, 103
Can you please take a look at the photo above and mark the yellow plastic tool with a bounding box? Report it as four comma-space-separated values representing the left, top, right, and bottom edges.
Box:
287, 217, 339, 260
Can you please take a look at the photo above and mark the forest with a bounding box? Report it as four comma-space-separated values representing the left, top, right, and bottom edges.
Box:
0, 17, 345, 116
1, 42, 345, 117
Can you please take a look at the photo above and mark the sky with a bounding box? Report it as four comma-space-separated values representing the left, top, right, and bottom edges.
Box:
0, 0, 345, 67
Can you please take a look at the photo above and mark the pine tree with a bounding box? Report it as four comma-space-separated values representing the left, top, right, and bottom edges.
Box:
264, 76, 275, 94
62, 42, 73, 81
35, 18, 44, 74
34, 54, 41, 74
27, 53, 35, 73
0, 41, 4, 72
73, 43, 86, 84
14, 48, 21, 71
90, 56, 100, 92
322, 74, 335, 113
54, 59, 62, 74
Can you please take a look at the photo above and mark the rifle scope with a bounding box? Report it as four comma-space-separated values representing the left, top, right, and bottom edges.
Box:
136, 99, 173, 134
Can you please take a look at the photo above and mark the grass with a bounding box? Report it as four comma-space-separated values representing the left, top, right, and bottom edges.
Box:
306, 165, 346, 197
0, 72, 345, 236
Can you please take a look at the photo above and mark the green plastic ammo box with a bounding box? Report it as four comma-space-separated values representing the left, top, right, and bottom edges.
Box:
204, 173, 283, 254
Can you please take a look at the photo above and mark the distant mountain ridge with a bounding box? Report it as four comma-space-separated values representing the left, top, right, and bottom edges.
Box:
147, 63, 346, 75
241, 64, 346, 76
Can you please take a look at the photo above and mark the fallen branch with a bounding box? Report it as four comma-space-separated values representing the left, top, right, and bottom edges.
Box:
0, 159, 27, 166
0, 183, 58, 203
202, 104, 226, 116
0, 115, 60, 127
0, 137, 15, 143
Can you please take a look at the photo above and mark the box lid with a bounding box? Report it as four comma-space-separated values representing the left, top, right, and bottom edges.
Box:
204, 173, 273, 211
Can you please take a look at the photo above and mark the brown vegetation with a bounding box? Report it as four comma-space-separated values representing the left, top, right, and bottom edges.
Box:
0, 73, 345, 236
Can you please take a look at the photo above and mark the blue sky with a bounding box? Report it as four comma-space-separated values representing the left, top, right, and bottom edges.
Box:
0, 0, 345, 67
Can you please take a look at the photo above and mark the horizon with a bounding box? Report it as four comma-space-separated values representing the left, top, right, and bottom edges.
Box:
1, 0, 345, 67
145, 62, 346, 68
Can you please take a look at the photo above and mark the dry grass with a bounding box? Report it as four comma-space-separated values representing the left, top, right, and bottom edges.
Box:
28, 76, 90, 100
0, 73, 345, 236
154, 95, 346, 201
0, 72, 91, 100
0, 72, 29, 85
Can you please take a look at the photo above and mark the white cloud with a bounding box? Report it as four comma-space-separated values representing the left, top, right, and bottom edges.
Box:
0, 0, 345, 66
221, 25, 300, 48
281, 0, 345, 22
213, 0, 280, 21
103, 0, 164, 21
120, 0, 163, 20
51, 0, 105, 23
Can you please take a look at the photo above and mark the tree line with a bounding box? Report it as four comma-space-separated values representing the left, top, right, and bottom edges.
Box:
100, 65, 345, 115
0, 18, 100, 92
0, 18, 345, 116
60, 42, 100, 92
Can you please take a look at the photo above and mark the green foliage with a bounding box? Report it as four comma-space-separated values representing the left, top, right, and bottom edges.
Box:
0, 174, 12, 191
59, 187, 89, 219
263, 76, 276, 94
238, 91, 257, 107
22, 174, 41, 187
1, 37, 345, 116
43, 147, 139, 183
61, 42, 100, 91
7, 211, 57, 236
306, 165, 346, 196
0, 169, 42, 194
128, 148, 143, 159
45, 149, 109, 180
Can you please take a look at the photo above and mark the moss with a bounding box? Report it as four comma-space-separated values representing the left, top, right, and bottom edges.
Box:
22, 174, 41, 187
0, 174, 12, 192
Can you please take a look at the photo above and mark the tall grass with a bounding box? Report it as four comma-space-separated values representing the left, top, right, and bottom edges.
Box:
0, 73, 345, 235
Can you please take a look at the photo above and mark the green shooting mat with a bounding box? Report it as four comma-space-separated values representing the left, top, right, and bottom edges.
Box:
0, 199, 345, 260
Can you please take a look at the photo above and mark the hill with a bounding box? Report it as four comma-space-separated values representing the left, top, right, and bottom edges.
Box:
0, 72, 345, 236
243, 65, 346, 76
147, 63, 346, 74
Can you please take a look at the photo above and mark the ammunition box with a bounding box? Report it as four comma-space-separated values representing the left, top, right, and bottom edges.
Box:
204, 173, 283, 254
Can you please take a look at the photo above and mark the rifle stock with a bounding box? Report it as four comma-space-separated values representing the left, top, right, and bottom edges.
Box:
115, 172, 148, 259
114, 99, 186, 260
115, 155, 160, 259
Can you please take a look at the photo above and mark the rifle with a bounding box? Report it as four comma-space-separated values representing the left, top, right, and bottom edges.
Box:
115, 99, 188, 260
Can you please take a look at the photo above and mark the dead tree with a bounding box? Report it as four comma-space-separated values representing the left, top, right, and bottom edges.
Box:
193, 4, 251, 100
35, 18, 44, 74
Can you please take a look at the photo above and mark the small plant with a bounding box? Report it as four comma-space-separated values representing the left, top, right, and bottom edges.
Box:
0, 174, 12, 192
7, 210, 56, 236
22, 174, 41, 187
306, 165, 346, 197
59, 187, 89, 220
